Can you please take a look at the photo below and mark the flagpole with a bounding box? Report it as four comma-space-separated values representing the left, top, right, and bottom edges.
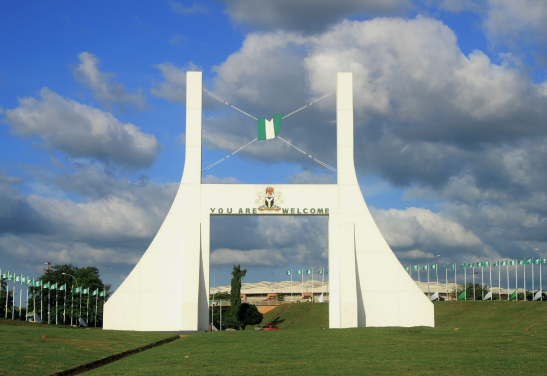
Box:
445, 266, 448, 301
71, 285, 73, 326
532, 261, 535, 297
4, 271, 8, 319
540, 260, 543, 297
95, 290, 98, 327
55, 288, 58, 325
473, 265, 475, 301
302, 270, 303, 300
454, 265, 457, 301
489, 262, 492, 299
12, 283, 15, 319
48, 285, 50, 324
418, 264, 420, 284
311, 268, 314, 302
516, 261, 518, 301
86, 291, 89, 326
481, 264, 484, 300
435, 265, 438, 296
507, 263, 510, 301
79, 289, 82, 324
33, 283, 35, 321
464, 266, 467, 301
427, 265, 430, 299
524, 259, 527, 300
19, 287, 22, 321
26, 285, 28, 322
291, 270, 293, 303
40, 283, 43, 322
64, 287, 66, 325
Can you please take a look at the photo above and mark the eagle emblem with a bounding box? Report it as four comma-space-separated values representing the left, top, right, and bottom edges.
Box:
256, 187, 282, 211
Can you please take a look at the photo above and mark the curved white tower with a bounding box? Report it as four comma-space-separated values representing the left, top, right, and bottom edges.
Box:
103, 72, 434, 331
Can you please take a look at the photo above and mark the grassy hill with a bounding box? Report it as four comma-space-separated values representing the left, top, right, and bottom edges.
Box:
87, 301, 547, 375
4, 301, 547, 375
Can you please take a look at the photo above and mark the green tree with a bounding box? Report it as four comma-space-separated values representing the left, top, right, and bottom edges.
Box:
210, 291, 230, 300
224, 265, 247, 330
28, 264, 111, 326
238, 303, 263, 330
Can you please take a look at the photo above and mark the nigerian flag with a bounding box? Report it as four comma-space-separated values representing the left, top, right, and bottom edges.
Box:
92, 289, 98, 296
457, 291, 466, 301
510, 290, 518, 301
405, 266, 410, 272
318, 269, 324, 274
73, 287, 80, 293
423, 265, 429, 270
431, 264, 437, 270
306, 269, 312, 274
286, 270, 292, 275
258, 114, 283, 140
50, 283, 57, 290
412, 265, 418, 271
99, 290, 106, 297
59, 284, 66, 291
451, 263, 456, 269
297, 269, 303, 275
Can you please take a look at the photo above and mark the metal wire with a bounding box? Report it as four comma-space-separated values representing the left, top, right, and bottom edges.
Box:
277, 136, 337, 172
203, 89, 258, 120
281, 91, 335, 120
202, 138, 258, 172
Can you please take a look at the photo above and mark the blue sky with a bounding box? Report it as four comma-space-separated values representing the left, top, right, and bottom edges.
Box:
2, 0, 547, 290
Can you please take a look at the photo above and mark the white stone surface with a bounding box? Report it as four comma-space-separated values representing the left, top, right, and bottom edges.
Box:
104, 72, 434, 331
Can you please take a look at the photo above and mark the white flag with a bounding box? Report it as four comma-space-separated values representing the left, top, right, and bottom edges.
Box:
483, 291, 493, 300
212, 325, 219, 331
318, 293, 324, 303
534, 291, 543, 301
430, 292, 439, 301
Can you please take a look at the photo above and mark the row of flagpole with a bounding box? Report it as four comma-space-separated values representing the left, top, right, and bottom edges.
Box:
286, 268, 328, 302
405, 258, 547, 301
0, 270, 106, 326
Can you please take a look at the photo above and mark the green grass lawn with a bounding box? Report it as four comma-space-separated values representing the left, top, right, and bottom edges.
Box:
0, 318, 174, 376
87, 325, 547, 375
5, 301, 547, 375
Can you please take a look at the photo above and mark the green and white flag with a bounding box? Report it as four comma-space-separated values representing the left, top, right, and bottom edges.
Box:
21, 276, 27, 285
526, 259, 532, 264
73, 287, 80, 293
423, 265, 429, 270
1, 273, 7, 279
28, 278, 34, 286
35, 280, 42, 287
82, 288, 89, 295
451, 263, 456, 269
494, 261, 500, 266
509, 260, 516, 266
257, 114, 283, 140
92, 289, 98, 296
15, 275, 22, 283
318, 269, 324, 274
501, 261, 507, 266
50, 283, 57, 290
405, 266, 410, 272
509, 290, 518, 301
297, 269, 303, 275
469, 263, 475, 268
484, 261, 491, 267
286, 270, 292, 275
99, 290, 106, 297
8, 273, 14, 280
431, 264, 437, 270
306, 269, 312, 274
412, 265, 418, 271
460, 263, 466, 268
535, 259, 541, 265
457, 291, 466, 301
43, 281, 50, 289
518, 260, 524, 265
477, 262, 482, 267
59, 284, 66, 291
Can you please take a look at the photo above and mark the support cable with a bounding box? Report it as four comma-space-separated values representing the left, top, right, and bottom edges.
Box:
281, 91, 335, 120
277, 136, 337, 172
203, 89, 257, 120
202, 138, 258, 172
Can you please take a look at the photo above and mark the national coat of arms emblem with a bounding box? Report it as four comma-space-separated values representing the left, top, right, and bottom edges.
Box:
256, 187, 282, 211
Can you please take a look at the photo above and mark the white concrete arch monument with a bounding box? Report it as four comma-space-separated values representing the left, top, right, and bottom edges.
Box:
104, 72, 434, 331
